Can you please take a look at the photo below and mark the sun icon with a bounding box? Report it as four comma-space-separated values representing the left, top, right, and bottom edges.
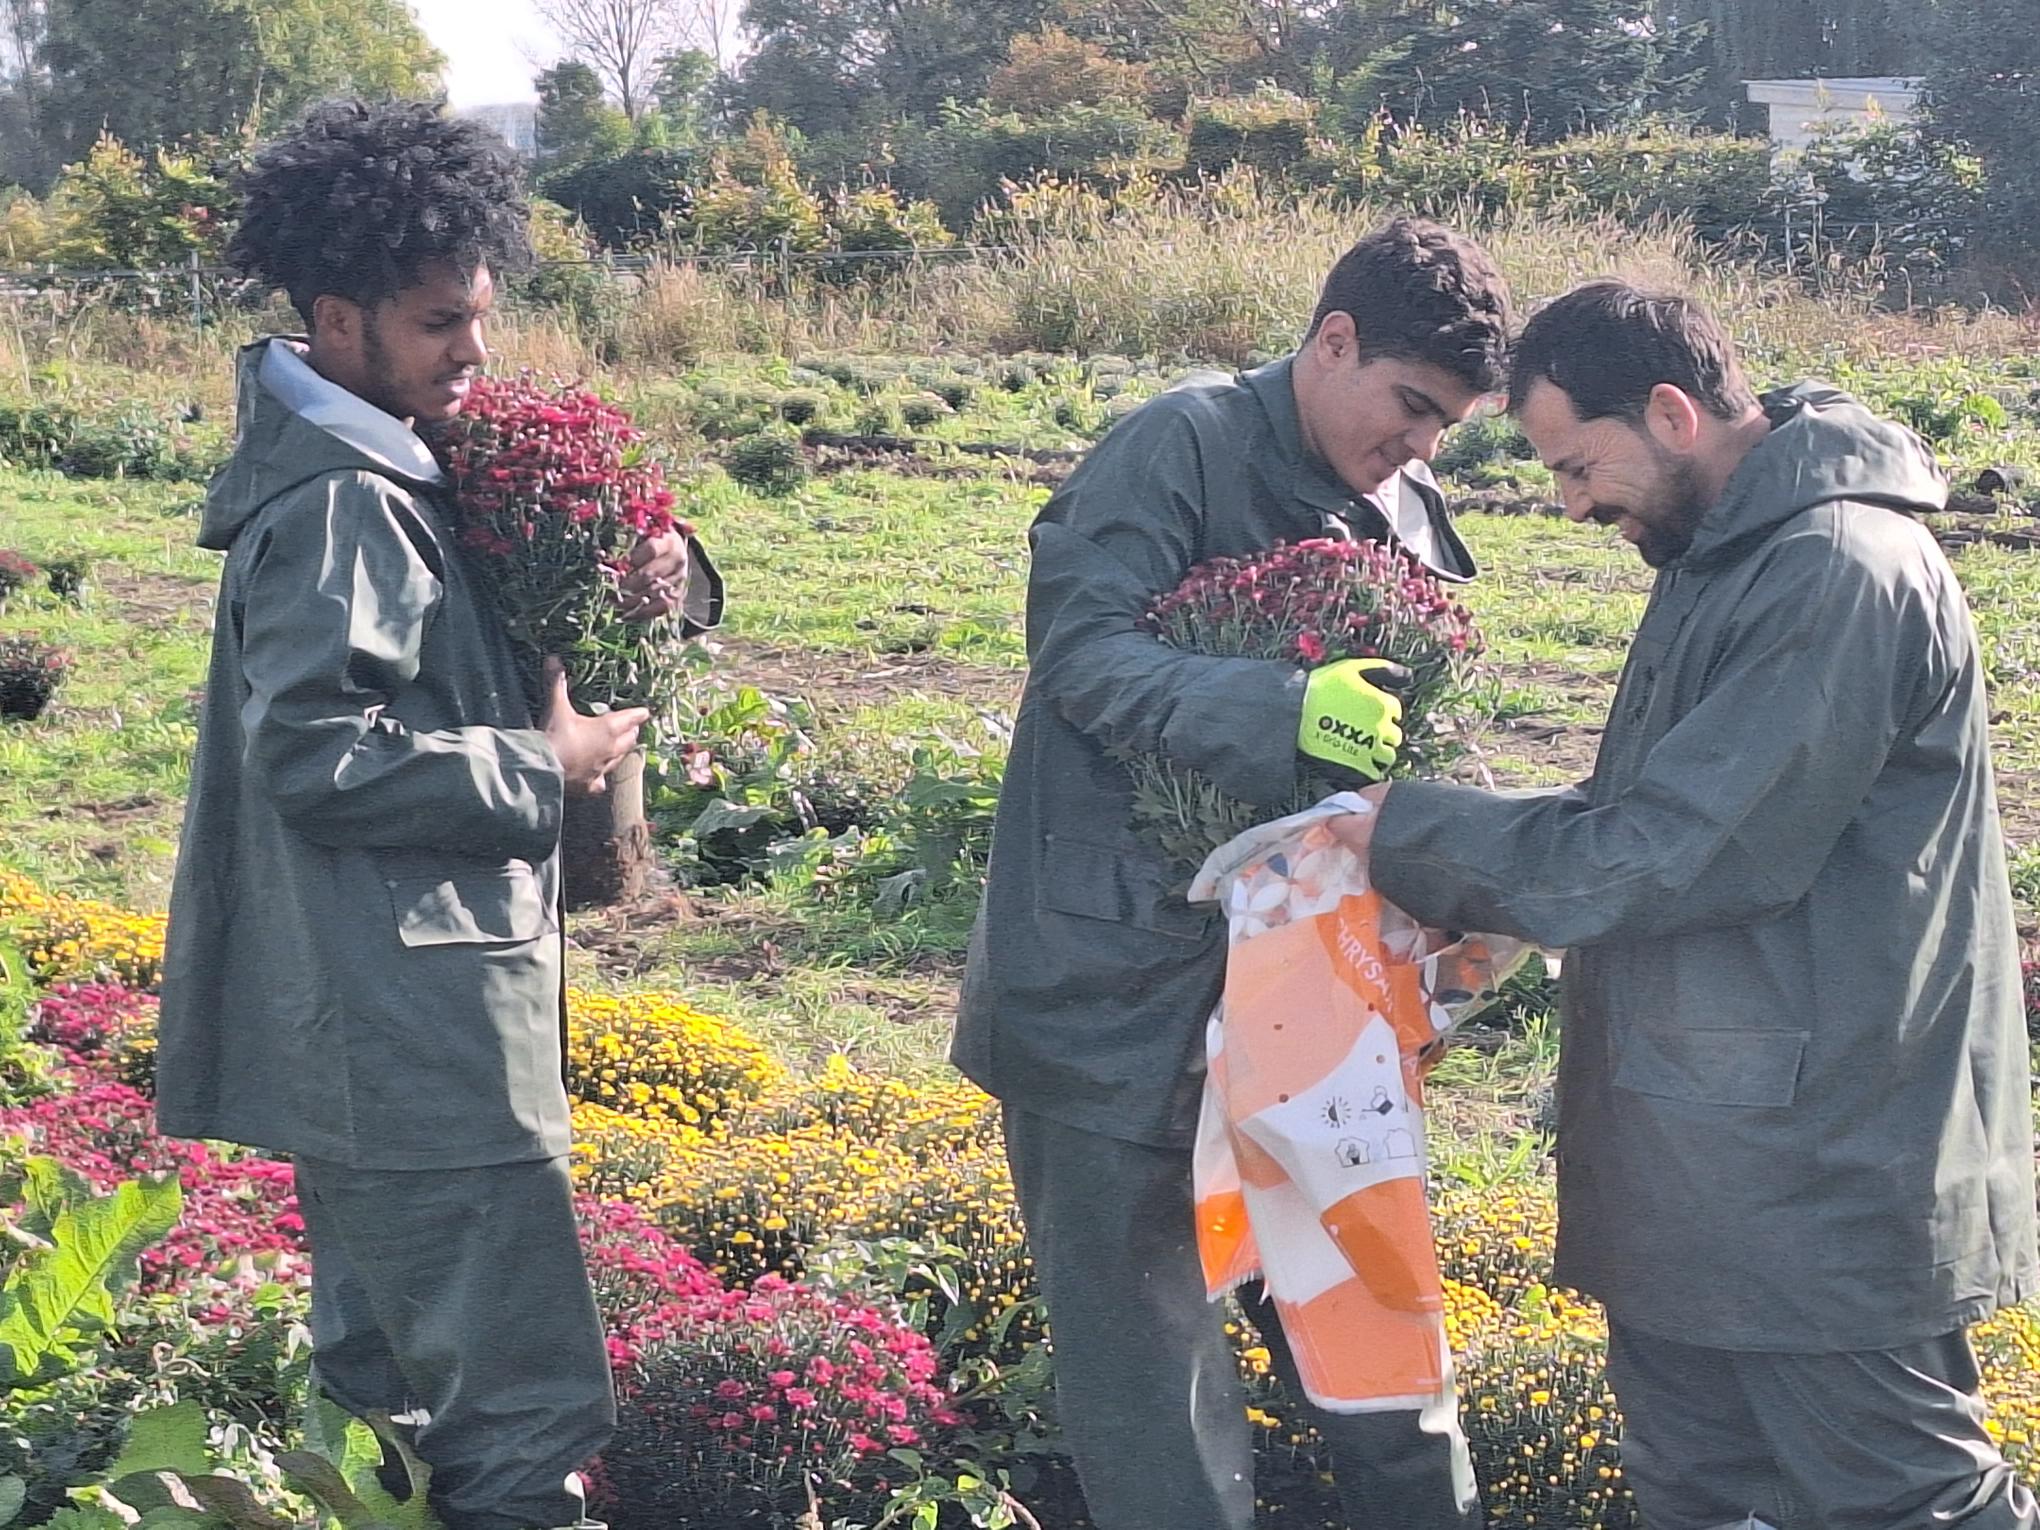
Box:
1320, 1095, 1352, 1129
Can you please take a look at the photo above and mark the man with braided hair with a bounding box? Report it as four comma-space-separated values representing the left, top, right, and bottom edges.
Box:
157, 99, 717, 1530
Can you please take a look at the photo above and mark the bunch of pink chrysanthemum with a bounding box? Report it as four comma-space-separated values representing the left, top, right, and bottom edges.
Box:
436, 374, 693, 722
1129, 537, 1492, 874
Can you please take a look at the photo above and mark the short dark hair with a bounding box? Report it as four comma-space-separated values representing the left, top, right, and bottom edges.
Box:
1306, 219, 1514, 395
230, 98, 533, 326
1508, 281, 1758, 423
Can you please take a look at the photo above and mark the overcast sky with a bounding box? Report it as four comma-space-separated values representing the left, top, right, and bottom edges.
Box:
412, 0, 558, 107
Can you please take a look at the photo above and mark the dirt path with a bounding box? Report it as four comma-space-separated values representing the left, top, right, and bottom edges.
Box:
712, 635, 1024, 717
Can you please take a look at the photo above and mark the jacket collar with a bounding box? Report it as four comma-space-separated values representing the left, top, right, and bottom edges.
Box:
1242, 355, 1360, 519
258, 338, 445, 486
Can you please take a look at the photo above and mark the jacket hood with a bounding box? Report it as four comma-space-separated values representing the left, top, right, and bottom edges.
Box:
200, 339, 444, 551
1683, 382, 1948, 568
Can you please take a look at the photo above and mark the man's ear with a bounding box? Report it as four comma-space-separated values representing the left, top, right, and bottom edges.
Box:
1313, 310, 1358, 366
1643, 382, 1703, 452
309, 293, 360, 345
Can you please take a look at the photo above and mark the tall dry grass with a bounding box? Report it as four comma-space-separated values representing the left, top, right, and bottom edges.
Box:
0, 178, 2025, 408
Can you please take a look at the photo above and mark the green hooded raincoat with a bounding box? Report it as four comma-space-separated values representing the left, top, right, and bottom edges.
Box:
157, 342, 572, 1170
1372, 384, 2038, 1352
954, 357, 1475, 1148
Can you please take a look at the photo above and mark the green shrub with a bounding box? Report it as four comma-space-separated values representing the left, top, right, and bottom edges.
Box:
1781, 118, 1985, 278
826, 184, 955, 256
846, 743, 1003, 917
854, 400, 902, 436
723, 430, 808, 494
898, 102, 1184, 229
43, 556, 89, 601
688, 130, 836, 254
1187, 88, 1322, 180
0, 400, 77, 470
542, 147, 702, 249
1435, 414, 1535, 480
60, 407, 191, 481
1922, 0, 2040, 277
519, 261, 626, 342
899, 393, 950, 429
777, 388, 827, 425
45, 135, 231, 269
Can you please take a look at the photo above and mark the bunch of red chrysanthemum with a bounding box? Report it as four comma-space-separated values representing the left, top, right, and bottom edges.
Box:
1129, 537, 1492, 874
436, 374, 692, 722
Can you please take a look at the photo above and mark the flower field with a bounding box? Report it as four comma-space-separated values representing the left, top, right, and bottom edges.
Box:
7, 865, 2040, 1527
3, 221, 2040, 1524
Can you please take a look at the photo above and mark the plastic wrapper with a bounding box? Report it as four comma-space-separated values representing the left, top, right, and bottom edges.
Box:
1189, 793, 1530, 1412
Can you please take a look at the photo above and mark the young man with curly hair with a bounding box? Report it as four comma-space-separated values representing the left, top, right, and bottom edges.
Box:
157, 99, 717, 1530
953, 219, 1513, 1529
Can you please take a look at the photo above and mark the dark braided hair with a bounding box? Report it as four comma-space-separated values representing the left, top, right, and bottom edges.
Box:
230, 98, 532, 326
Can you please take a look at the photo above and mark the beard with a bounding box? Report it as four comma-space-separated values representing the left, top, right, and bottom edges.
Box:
1593, 456, 1713, 569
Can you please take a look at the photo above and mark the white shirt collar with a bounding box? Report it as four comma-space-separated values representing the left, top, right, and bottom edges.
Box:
1364, 473, 1441, 571
258, 339, 444, 484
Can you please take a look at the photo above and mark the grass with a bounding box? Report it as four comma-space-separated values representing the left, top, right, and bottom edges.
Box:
696, 467, 1041, 664
0, 473, 215, 910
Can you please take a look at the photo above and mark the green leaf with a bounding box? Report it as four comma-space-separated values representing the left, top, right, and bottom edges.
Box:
290, 1405, 440, 1530
0, 1171, 181, 1384
351, 1415, 437, 1529
691, 798, 777, 838
102, 1470, 223, 1524
302, 1395, 385, 1491
0, 1474, 25, 1527
913, 1505, 940, 1530
109, 1402, 215, 1480
160, 1474, 295, 1530
275, 1453, 374, 1525
39, 1506, 132, 1530
17, 1157, 93, 1241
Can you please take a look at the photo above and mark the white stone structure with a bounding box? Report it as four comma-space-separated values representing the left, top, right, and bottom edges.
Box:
1744, 76, 1924, 157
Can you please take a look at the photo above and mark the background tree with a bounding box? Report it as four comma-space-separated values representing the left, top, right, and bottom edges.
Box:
533, 0, 692, 120
651, 48, 717, 140
984, 27, 1152, 114
1047, 0, 1324, 108
28, 0, 441, 179
1919, 0, 2040, 278
537, 59, 633, 167
730, 0, 1055, 134
1663, 0, 1935, 127
1344, 0, 1697, 142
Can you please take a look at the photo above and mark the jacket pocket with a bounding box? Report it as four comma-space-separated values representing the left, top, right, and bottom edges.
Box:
1039, 833, 1215, 942
388, 863, 552, 947
1614, 1026, 1807, 1108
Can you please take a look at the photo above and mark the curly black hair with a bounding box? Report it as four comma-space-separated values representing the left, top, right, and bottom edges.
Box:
229, 98, 533, 325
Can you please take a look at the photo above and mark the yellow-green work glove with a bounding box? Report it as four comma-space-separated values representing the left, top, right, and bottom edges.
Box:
1298, 659, 1405, 780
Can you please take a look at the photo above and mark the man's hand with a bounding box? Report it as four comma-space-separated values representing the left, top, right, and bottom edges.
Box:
1328, 784, 1391, 857
542, 660, 649, 796
618, 528, 693, 623
1298, 659, 1406, 779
